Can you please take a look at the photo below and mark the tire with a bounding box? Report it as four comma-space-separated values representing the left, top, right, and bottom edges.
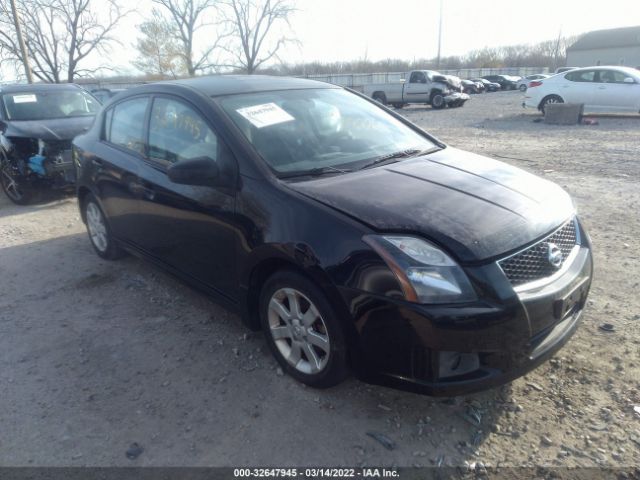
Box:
372, 92, 387, 105
430, 92, 446, 110
259, 270, 349, 389
540, 95, 564, 115
392, 103, 404, 109
82, 193, 125, 260
519, 84, 527, 92
0, 152, 33, 205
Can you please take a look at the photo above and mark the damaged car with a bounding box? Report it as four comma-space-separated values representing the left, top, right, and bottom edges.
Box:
0, 84, 100, 204
74, 76, 592, 396
363, 70, 469, 109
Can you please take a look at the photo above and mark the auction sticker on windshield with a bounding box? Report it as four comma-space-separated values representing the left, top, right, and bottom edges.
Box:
12, 94, 37, 103
236, 102, 294, 128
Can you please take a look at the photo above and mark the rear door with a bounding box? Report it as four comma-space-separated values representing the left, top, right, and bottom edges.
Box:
132, 95, 240, 300
560, 70, 597, 106
93, 96, 150, 245
403, 71, 431, 103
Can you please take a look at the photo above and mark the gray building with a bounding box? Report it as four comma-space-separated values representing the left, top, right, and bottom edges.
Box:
566, 26, 640, 68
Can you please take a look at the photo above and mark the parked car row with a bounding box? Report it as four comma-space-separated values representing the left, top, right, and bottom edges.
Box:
1, 75, 594, 397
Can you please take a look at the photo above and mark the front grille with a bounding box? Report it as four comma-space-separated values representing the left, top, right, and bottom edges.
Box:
499, 219, 578, 287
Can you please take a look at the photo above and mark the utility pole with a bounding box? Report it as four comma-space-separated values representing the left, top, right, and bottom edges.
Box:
436, 0, 443, 69
9, 0, 34, 83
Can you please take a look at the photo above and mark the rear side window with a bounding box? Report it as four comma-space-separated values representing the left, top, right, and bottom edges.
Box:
565, 70, 596, 82
106, 97, 149, 154
148, 97, 218, 165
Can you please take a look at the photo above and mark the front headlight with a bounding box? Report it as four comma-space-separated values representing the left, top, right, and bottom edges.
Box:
363, 235, 477, 304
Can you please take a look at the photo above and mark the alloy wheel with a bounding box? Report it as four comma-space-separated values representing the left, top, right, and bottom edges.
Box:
86, 202, 108, 252
267, 287, 331, 375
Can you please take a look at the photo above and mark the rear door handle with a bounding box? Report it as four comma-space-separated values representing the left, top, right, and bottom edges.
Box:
129, 181, 156, 201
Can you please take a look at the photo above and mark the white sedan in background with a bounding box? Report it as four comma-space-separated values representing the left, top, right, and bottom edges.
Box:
524, 66, 640, 114
517, 74, 549, 91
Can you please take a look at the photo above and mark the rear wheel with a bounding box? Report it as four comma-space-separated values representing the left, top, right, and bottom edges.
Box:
83, 193, 125, 260
372, 92, 387, 105
540, 95, 564, 114
0, 152, 33, 205
392, 103, 404, 109
519, 84, 527, 92
260, 270, 348, 388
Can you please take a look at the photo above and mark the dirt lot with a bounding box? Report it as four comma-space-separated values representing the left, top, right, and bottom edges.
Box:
1, 91, 639, 470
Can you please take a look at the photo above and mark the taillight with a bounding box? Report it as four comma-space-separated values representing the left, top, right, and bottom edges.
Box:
529, 81, 543, 88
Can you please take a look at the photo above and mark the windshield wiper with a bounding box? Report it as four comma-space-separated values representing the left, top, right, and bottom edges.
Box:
359, 147, 442, 170
278, 165, 353, 179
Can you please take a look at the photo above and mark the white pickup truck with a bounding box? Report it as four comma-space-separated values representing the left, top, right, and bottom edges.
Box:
363, 70, 469, 109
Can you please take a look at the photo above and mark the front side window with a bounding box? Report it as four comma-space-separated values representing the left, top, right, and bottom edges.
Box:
598, 70, 630, 83
1, 89, 100, 121
565, 70, 596, 82
148, 97, 219, 165
410, 71, 427, 84
219, 88, 436, 175
107, 97, 149, 155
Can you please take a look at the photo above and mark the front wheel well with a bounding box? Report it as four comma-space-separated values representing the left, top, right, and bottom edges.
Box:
245, 258, 312, 331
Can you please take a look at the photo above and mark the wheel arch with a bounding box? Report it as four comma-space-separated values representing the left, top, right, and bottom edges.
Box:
241, 252, 358, 349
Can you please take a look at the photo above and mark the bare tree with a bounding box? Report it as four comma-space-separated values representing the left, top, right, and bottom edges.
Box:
151, 0, 227, 76
133, 12, 185, 78
0, 0, 127, 83
220, 0, 296, 74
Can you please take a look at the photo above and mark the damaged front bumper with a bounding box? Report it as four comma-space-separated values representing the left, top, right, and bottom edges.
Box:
444, 92, 470, 105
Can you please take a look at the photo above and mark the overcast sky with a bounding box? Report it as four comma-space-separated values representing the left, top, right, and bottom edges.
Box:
3, 0, 640, 80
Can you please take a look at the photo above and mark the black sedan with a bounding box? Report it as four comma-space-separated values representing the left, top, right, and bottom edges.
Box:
472, 78, 500, 92
482, 75, 518, 90
0, 83, 100, 204
73, 76, 593, 396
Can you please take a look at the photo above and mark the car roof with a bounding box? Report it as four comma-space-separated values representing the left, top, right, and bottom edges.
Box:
153, 75, 337, 97
560, 66, 640, 76
0, 83, 83, 94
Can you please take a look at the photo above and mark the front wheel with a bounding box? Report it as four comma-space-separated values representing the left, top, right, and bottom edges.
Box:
0, 154, 33, 205
260, 270, 349, 388
431, 92, 446, 109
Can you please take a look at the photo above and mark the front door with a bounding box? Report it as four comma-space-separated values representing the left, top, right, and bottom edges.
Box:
593, 69, 640, 113
132, 95, 239, 301
403, 71, 431, 103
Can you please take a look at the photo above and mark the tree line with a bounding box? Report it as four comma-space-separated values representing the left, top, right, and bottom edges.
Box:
270, 36, 578, 76
0, 0, 296, 82
1, 0, 578, 83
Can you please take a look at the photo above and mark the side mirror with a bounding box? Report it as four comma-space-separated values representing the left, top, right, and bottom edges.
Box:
167, 156, 220, 187
624, 77, 635, 84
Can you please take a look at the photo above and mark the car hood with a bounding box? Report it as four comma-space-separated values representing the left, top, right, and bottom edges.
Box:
287, 148, 575, 263
3, 116, 95, 141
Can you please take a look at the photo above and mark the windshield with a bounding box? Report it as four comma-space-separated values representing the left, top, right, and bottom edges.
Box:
219, 88, 436, 175
2, 89, 100, 121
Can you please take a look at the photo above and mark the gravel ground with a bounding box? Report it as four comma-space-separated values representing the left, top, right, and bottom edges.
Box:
0, 90, 639, 471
